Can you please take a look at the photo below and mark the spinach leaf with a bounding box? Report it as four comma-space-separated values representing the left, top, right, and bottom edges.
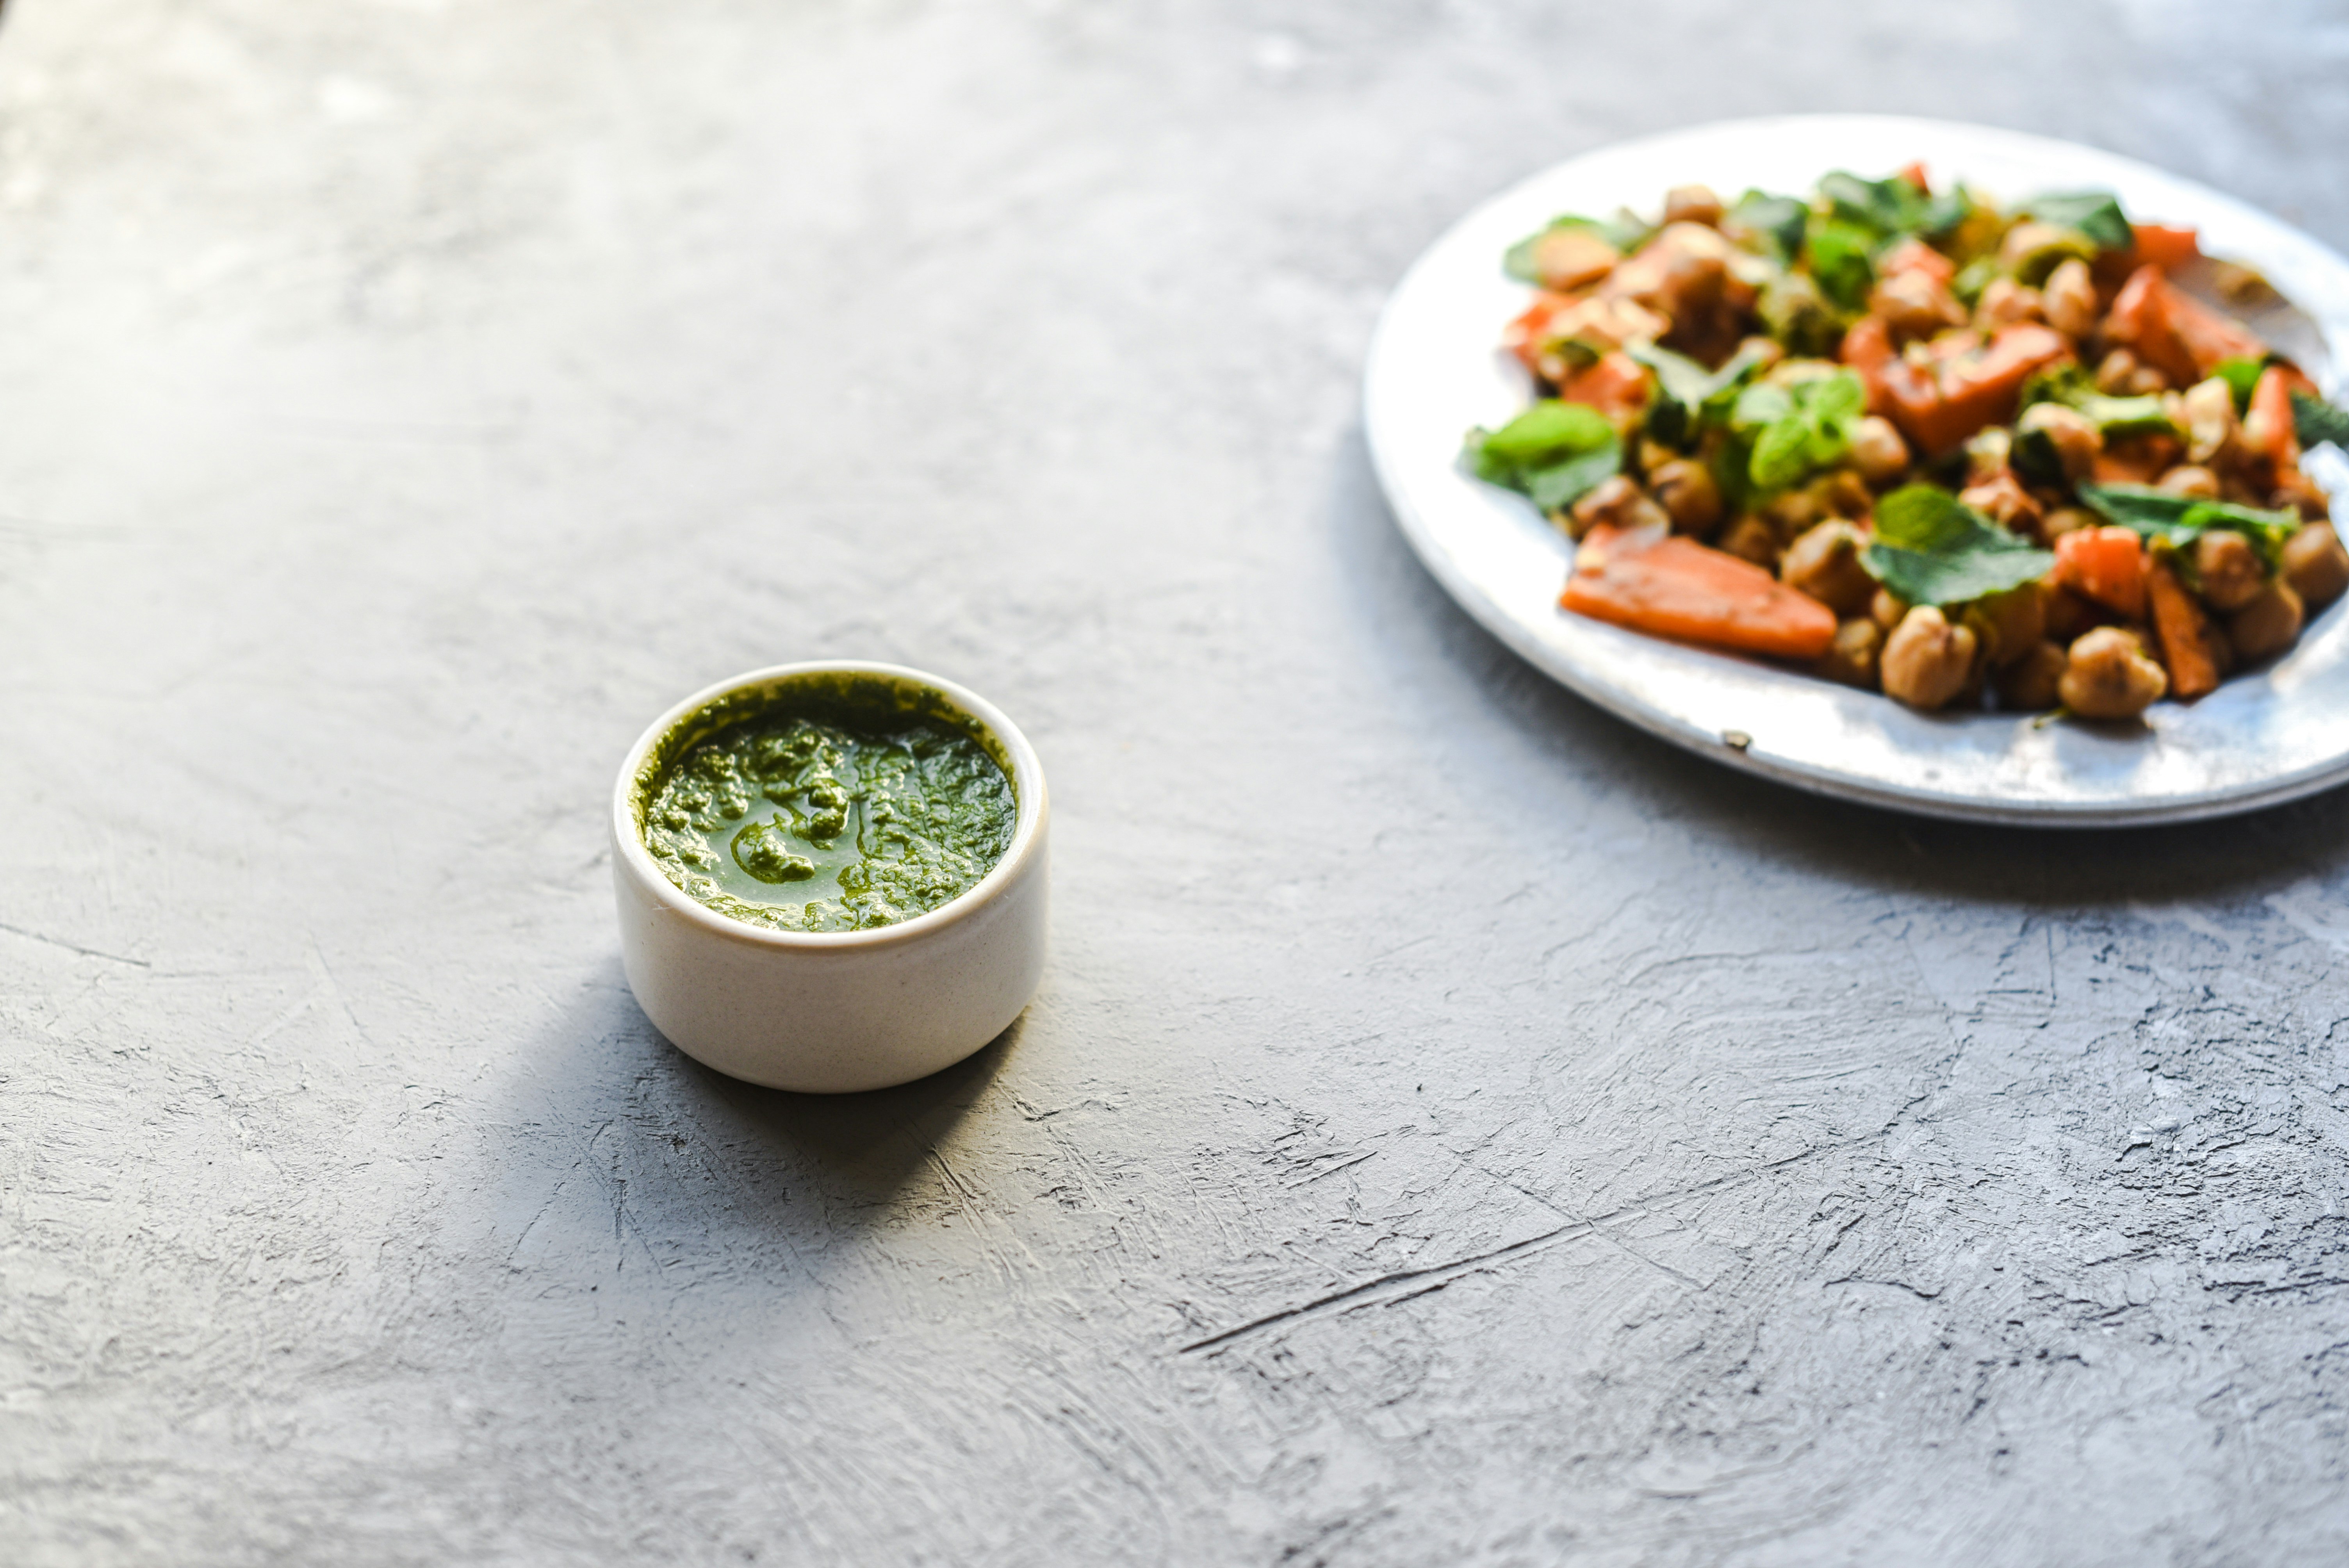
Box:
1464, 401, 1624, 513
1727, 190, 1807, 262
1861, 485, 2056, 607
2078, 483, 2299, 563
1732, 371, 1868, 494
1628, 339, 1774, 450
2019, 190, 2134, 253
1804, 217, 1876, 312
2293, 389, 2349, 452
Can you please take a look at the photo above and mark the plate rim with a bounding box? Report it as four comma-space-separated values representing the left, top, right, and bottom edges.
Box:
1363, 112, 2349, 828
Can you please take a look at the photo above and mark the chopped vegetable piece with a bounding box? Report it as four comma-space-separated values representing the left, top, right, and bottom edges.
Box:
2146, 556, 2220, 699
1728, 190, 1807, 262
2020, 191, 2135, 253
2019, 361, 2177, 438
1863, 324, 2072, 455
1628, 339, 1773, 450
2246, 364, 2302, 474
1820, 170, 1969, 242
1464, 400, 1624, 513
2053, 526, 2149, 619
1860, 484, 2056, 608
1733, 370, 1868, 494
1562, 524, 1838, 659
2129, 223, 2200, 271
2165, 284, 2272, 378
2215, 356, 2268, 413
1556, 350, 1653, 426
1804, 217, 1877, 311
2077, 483, 2299, 563
1503, 214, 1650, 283
2104, 264, 2201, 387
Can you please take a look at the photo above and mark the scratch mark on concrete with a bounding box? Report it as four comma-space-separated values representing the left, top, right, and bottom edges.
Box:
0, 920, 150, 967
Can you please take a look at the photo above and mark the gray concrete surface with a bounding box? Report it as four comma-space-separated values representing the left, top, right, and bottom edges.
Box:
6, 1, 2349, 1562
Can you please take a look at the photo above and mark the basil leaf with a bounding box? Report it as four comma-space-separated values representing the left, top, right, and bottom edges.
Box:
2293, 389, 2349, 452
1464, 400, 1623, 513
1861, 484, 2055, 606
1748, 418, 1813, 494
2012, 426, 2066, 488
1739, 370, 1868, 494
2020, 190, 2133, 253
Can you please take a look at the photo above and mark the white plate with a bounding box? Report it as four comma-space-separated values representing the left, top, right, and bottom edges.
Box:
1363, 115, 2349, 826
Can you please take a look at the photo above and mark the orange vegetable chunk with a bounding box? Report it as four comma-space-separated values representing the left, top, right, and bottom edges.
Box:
1562, 524, 1837, 661
2130, 223, 2200, 272
2055, 526, 2149, 621
2146, 558, 2219, 700
1863, 324, 2071, 456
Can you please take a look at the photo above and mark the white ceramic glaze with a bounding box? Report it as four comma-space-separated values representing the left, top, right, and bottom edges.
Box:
610, 662, 1048, 1093
1363, 115, 2349, 826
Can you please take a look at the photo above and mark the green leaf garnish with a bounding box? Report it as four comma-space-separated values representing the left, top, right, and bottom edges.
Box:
1502, 212, 1651, 282
2214, 356, 2268, 414
2292, 389, 2349, 453
2077, 483, 2299, 564
1804, 217, 1876, 312
1627, 339, 1774, 450
1817, 171, 1970, 243
1464, 400, 1624, 513
2018, 190, 2134, 253
1732, 370, 1867, 494
1727, 190, 1807, 262
2019, 362, 2177, 438
1861, 484, 2055, 606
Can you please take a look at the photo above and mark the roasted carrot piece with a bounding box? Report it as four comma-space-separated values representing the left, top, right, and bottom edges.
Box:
1895, 160, 1931, 194
2055, 526, 2149, 620
2129, 223, 2200, 272
2104, 264, 2200, 387
2146, 557, 2219, 700
1839, 314, 1896, 412
2247, 363, 2303, 473
2164, 285, 2268, 377
1867, 324, 2071, 455
1502, 291, 1575, 375
1557, 349, 1652, 425
1563, 524, 1837, 660
1877, 235, 1954, 285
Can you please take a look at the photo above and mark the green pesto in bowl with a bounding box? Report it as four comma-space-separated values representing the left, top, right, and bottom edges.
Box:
634, 674, 1018, 934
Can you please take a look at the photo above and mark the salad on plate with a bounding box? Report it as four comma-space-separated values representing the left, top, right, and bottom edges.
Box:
1467, 166, 2349, 720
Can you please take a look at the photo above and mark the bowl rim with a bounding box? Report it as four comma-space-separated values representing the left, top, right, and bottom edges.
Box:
610, 660, 1048, 951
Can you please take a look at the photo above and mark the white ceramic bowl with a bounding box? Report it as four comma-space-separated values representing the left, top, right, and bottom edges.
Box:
610, 662, 1048, 1093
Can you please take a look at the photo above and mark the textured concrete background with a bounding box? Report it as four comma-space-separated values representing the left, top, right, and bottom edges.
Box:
5, 1, 2349, 1563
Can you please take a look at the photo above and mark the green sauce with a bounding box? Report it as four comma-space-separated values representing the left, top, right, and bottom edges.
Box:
641, 704, 1016, 934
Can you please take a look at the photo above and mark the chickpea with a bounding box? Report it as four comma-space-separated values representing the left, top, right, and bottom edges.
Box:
2016, 402, 2102, 481
1780, 520, 1878, 616
2193, 530, 2267, 613
1647, 458, 1722, 533
1871, 270, 1968, 341
1881, 605, 1980, 711
1663, 184, 1725, 227
1960, 471, 2044, 536
2041, 507, 2097, 542
1717, 513, 1779, 568
2059, 627, 2168, 719
1870, 588, 1909, 631
1761, 486, 1827, 544
2181, 377, 2239, 465
1967, 583, 2048, 667
2041, 257, 2099, 338
2227, 581, 2306, 663
1815, 617, 1884, 690
1850, 415, 1910, 485
1567, 474, 1669, 540
2041, 581, 2099, 644
1531, 227, 1620, 292
1996, 640, 2069, 710
2156, 464, 2221, 500
2282, 522, 2349, 608
1975, 277, 2046, 331
2096, 349, 2142, 395
1964, 426, 2013, 482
